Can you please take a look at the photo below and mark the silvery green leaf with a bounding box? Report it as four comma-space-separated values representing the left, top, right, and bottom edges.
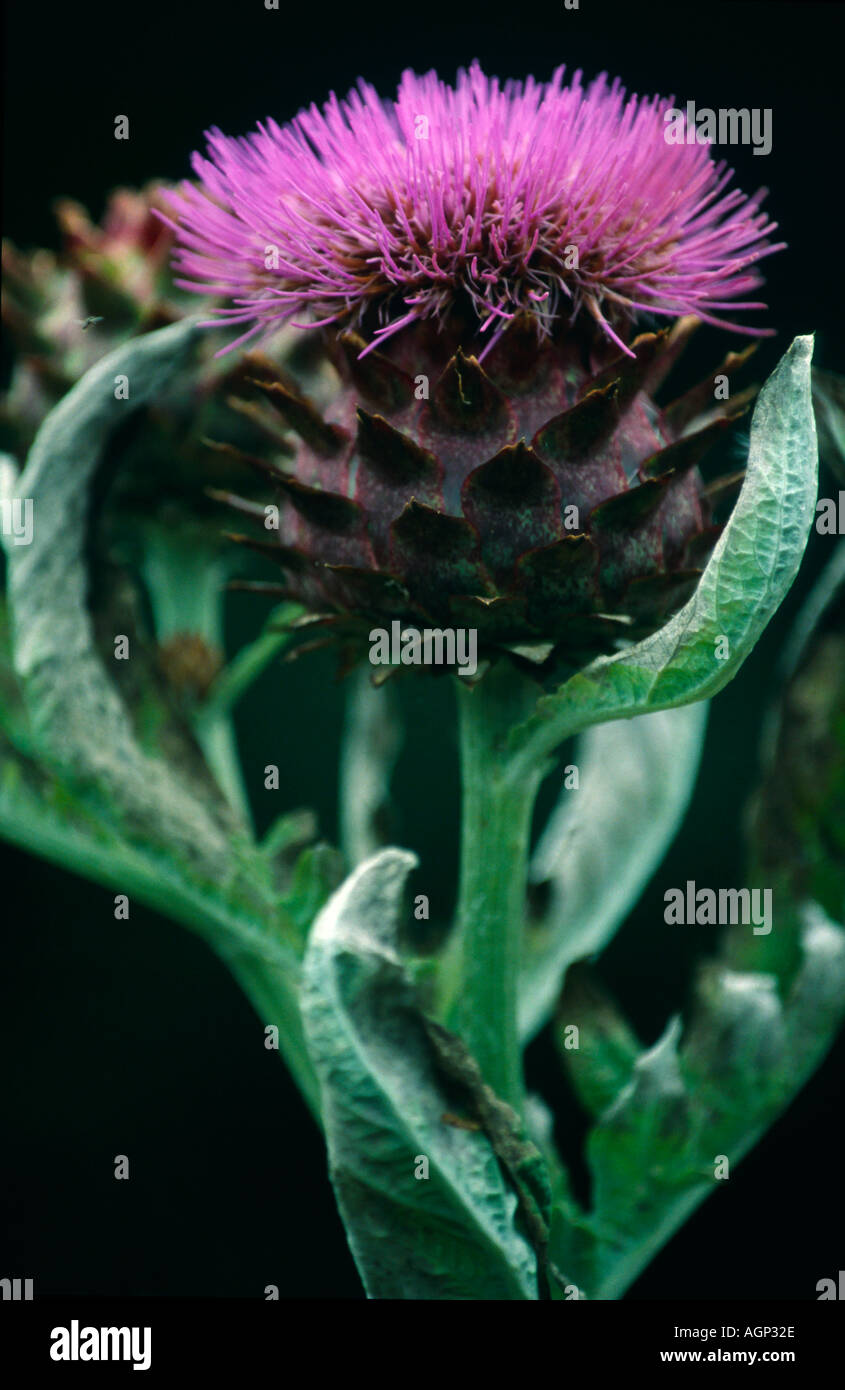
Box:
2, 316, 238, 871
0, 321, 323, 1116
560, 1018, 709, 1300
301, 848, 539, 1299
680, 905, 845, 1167
520, 701, 707, 1041
551, 908, 845, 1300
0, 452, 20, 498
681, 965, 789, 1128
782, 903, 845, 1073
508, 336, 818, 772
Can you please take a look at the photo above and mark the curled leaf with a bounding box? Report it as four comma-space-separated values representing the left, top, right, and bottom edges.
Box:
509, 336, 818, 771
302, 848, 540, 1299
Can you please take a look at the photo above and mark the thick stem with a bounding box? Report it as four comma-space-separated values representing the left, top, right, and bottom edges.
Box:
441, 664, 545, 1111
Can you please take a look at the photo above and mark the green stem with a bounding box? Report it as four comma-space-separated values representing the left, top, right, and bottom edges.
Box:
138, 521, 253, 830
192, 711, 253, 829
440, 664, 547, 1111
204, 602, 302, 717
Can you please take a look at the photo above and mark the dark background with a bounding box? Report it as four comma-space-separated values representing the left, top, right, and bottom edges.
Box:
2, 0, 843, 1300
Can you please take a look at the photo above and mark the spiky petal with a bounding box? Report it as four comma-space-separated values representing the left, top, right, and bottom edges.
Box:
161, 62, 783, 358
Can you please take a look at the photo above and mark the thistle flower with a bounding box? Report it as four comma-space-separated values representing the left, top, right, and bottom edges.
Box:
162, 62, 785, 674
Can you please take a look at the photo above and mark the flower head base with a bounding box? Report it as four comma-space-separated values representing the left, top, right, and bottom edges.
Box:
163, 62, 782, 357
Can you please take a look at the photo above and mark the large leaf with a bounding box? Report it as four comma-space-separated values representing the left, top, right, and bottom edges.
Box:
549, 546, 845, 1298
0, 324, 329, 1118
301, 848, 541, 1299
508, 335, 818, 774
521, 701, 707, 1041
2, 317, 239, 870
551, 902, 845, 1299
549, 541, 845, 1299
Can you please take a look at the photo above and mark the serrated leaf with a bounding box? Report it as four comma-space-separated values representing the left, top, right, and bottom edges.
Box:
679, 904, 845, 1171
521, 701, 707, 1040
551, 907, 845, 1300
681, 966, 790, 1133
301, 848, 540, 1299
560, 1019, 712, 1300
508, 336, 818, 771
589, 1018, 700, 1216
547, 507, 845, 1301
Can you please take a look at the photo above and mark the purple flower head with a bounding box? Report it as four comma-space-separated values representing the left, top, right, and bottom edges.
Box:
161, 62, 783, 357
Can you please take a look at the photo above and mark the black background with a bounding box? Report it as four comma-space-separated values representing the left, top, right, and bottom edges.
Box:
2, 0, 844, 1300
